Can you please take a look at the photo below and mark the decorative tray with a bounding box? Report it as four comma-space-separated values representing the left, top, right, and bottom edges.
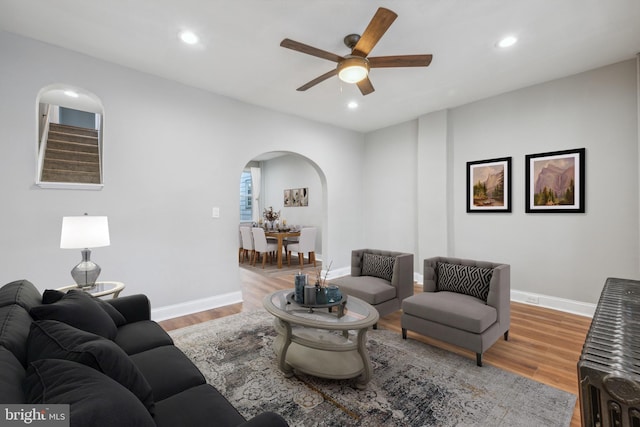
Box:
286, 291, 347, 309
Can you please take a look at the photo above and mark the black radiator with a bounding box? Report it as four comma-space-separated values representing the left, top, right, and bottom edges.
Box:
578, 277, 640, 427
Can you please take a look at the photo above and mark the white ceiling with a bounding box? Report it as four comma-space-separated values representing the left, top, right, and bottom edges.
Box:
1, 0, 638, 133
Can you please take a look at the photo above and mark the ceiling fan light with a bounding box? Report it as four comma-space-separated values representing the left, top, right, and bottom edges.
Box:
337, 56, 370, 84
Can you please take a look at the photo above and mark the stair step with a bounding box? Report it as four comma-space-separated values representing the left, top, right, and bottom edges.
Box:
48, 131, 98, 145
41, 169, 101, 184
49, 123, 98, 138
46, 148, 98, 162
47, 139, 99, 154
43, 158, 100, 173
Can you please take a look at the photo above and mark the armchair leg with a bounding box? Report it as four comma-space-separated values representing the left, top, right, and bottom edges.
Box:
402, 328, 407, 339
476, 353, 482, 367
504, 330, 509, 341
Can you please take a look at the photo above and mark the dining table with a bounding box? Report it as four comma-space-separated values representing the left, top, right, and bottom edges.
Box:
264, 230, 301, 268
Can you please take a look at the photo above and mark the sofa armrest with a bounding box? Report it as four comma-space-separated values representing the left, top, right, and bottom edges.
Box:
392, 253, 414, 301
350, 249, 366, 276
423, 257, 444, 292
237, 412, 289, 427
106, 294, 151, 324
487, 263, 511, 329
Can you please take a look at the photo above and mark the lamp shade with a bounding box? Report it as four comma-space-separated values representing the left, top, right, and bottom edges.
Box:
60, 216, 110, 249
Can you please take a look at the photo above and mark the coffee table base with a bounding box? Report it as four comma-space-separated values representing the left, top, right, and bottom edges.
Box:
272, 319, 372, 389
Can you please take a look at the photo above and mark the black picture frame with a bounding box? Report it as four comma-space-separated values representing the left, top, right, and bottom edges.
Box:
466, 157, 512, 213
525, 148, 585, 213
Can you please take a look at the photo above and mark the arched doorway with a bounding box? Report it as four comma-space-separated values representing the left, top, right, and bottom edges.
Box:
238, 150, 329, 270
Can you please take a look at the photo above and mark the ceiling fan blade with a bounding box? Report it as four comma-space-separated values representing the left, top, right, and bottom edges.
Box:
280, 38, 344, 63
369, 54, 433, 68
356, 77, 375, 96
352, 7, 398, 57
296, 69, 338, 91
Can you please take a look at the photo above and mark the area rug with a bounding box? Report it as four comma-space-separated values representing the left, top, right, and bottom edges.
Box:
169, 310, 575, 427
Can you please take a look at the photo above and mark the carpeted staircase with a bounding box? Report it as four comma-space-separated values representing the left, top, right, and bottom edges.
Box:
41, 123, 100, 184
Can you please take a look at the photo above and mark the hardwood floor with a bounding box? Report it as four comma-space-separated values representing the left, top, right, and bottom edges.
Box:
159, 268, 592, 427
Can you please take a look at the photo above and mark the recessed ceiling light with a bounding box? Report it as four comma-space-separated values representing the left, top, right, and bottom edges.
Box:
63, 90, 79, 98
497, 35, 518, 48
347, 101, 358, 109
179, 30, 199, 45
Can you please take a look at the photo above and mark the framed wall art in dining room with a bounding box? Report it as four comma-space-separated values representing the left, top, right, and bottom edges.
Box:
525, 148, 585, 213
284, 188, 308, 207
466, 157, 512, 213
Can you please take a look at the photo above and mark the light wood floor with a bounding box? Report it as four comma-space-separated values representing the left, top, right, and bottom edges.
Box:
159, 268, 592, 427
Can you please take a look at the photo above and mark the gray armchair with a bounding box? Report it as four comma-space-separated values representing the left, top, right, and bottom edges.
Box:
331, 249, 414, 324
401, 256, 510, 366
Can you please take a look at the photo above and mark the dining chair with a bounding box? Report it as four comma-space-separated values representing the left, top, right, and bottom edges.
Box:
283, 225, 299, 254
287, 227, 317, 269
252, 227, 277, 268
239, 227, 254, 264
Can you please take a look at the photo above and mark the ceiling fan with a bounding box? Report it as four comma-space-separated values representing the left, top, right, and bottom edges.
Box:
280, 7, 432, 96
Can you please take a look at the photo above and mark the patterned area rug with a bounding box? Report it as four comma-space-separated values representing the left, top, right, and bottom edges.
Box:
169, 310, 575, 427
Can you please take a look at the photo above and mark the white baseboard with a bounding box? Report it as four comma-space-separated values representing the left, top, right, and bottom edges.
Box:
510, 290, 595, 317
327, 267, 350, 279
151, 291, 243, 322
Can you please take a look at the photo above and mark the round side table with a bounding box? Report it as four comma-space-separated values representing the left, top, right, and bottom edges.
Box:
56, 281, 125, 299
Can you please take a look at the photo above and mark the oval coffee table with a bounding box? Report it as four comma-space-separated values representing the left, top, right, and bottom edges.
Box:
263, 289, 379, 389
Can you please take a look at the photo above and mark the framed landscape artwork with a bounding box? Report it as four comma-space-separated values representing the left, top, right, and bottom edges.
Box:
466, 157, 512, 213
525, 148, 585, 213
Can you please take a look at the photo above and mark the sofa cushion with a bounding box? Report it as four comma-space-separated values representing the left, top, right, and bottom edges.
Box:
402, 292, 497, 334
24, 358, 156, 427
0, 304, 34, 366
330, 276, 396, 305
436, 262, 493, 301
361, 253, 395, 282
26, 320, 154, 414
42, 289, 126, 326
30, 290, 117, 339
114, 320, 173, 355
0, 345, 25, 403
0, 280, 42, 311
130, 345, 206, 402
154, 384, 245, 427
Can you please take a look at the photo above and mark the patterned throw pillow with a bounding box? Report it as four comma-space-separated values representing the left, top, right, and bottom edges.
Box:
361, 253, 395, 282
436, 262, 493, 301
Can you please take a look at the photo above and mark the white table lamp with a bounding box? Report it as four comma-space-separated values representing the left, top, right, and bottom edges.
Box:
60, 214, 110, 288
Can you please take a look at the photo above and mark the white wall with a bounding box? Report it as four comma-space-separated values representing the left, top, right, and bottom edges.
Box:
261, 154, 323, 254
362, 121, 420, 269
450, 59, 639, 304
365, 59, 639, 307
0, 32, 364, 315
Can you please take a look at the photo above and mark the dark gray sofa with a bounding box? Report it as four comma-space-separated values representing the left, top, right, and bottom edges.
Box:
0, 279, 288, 427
